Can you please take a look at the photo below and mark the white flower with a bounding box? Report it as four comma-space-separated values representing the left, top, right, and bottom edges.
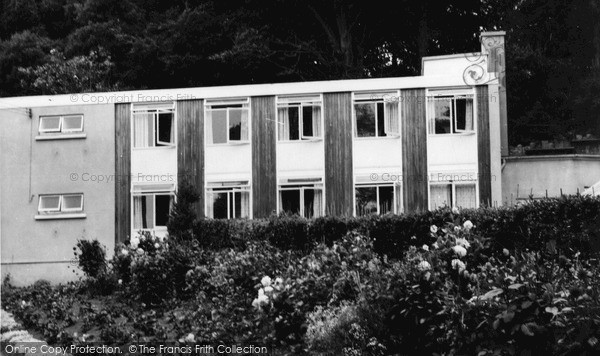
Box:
463, 220, 474, 230
118, 279, 123, 284
432, 242, 439, 249
417, 261, 431, 271
261, 276, 272, 287
452, 206, 460, 214
452, 245, 467, 257
454, 226, 461, 232
275, 277, 284, 285
130, 236, 140, 249
136, 248, 144, 255
430, 225, 438, 234
140, 234, 146, 241
503, 248, 510, 256
264, 286, 274, 293
424, 272, 431, 281
422, 244, 429, 252
154, 243, 160, 249
184, 333, 195, 342
455, 238, 471, 249
451, 259, 466, 272
121, 249, 129, 256
258, 288, 265, 297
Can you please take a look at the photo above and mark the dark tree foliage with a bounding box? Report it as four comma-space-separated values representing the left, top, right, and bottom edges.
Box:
0, 0, 598, 143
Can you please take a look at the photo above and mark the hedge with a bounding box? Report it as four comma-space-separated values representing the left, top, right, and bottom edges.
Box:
189, 195, 600, 258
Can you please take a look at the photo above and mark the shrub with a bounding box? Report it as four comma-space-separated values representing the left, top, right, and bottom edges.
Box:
167, 179, 200, 241
74, 239, 107, 278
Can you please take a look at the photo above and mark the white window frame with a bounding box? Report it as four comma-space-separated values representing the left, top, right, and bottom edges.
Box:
276, 94, 323, 142
131, 103, 176, 148
426, 89, 476, 136
278, 178, 324, 217
428, 181, 479, 209
39, 115, 84, 134
205, 181, 251, 219
37, 193, 84, 213
205, 98, 250, 146
354, 182, 401, 216
352, 91, 401, 139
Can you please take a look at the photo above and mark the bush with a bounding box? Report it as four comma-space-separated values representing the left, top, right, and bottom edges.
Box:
74, 239, 107, 278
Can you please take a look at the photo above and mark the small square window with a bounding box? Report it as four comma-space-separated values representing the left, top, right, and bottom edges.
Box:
206, 100, 250, 145
277, 95, 322, 141
61, 115, 84, 132
353, 95, 400, 138
38, 195, 61, 212
37, 193, 84, 214
39, 117, 62, 133
39, 115, 84, 135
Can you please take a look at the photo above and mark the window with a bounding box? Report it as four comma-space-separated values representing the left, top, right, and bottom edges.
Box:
278, 178, 323, 218
355, 183, 401, 216
429, 182, 477, 210
206, 98, 250, 144
427, 92, 474, 135
277, 95, 322, 141
38, 194, 84, 214
39, 115, 83, 134
353, 92, 400, 138
132, 103, 175, 148
206, 181, 251, 219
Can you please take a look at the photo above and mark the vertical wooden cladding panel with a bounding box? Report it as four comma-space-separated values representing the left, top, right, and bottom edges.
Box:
177, 99, 205, 217
401, 89, 428, 212
115, 103, 131, 243
477, 85, 492, 206
324, 92, 353, 216
251, 96, 277, 218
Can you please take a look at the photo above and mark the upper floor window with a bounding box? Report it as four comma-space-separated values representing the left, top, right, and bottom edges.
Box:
427, 90, 475, 135
206, 181, 250, 219
277, 95, 322, 141
38, 193, 84, 214
353, 92, 400, 138
429, 182, 477, 210
39, 115, 84, 134
278, 178, 323, 218
132, 103, 175, 148
132, 183, 175, 231
205, 98, 249, 145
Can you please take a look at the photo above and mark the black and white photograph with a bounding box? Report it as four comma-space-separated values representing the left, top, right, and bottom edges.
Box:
1, 0, 599, 355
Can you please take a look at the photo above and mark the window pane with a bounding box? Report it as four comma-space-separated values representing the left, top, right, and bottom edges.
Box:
212, 192, 228, 218
281, 190, 301, 215
62, 115, 83, 132
378, 186, 394, 214
62, 194, 83, 211
355, 187, 377, 216
302, 106, 313, 137
157, 113, 174, 145
355, 103, 376, 137
39, 195, 60, 211
456, 184, 477, 208
377, 102, 386, 137
289, 106, 300, 140
142, 195, 154, 228
455, 99, 466, 131
211, 110, 228, 144
430, 184, 452, 210
155, 194, 171, 226
434, 99, 452, 134
40, 117, 61, 132
303, 189, 315, 218
229, 109, 242, 141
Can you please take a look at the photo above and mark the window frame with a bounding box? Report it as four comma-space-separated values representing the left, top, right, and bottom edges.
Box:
277, 178, 324, 217
352, 91, 401, 139
205, 181, 251, 219
39, 115, 84, 134
354, 182, 401, 216
37, 193, 84, 214
428, 181, 478, 210
205, 98, 250, 146
426, 89, 476, 136
276, 94, 323, 142
131, 103, 177, 149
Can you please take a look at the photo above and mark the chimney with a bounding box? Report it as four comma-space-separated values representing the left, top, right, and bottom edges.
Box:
480, 31, 508, 156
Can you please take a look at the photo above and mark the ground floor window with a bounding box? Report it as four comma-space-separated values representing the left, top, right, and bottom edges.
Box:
133, 193, 173, 230
355, 183, 401, 216
206, 182, 251, 219
429, 182, 477, 210
278, 179, 323, 218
